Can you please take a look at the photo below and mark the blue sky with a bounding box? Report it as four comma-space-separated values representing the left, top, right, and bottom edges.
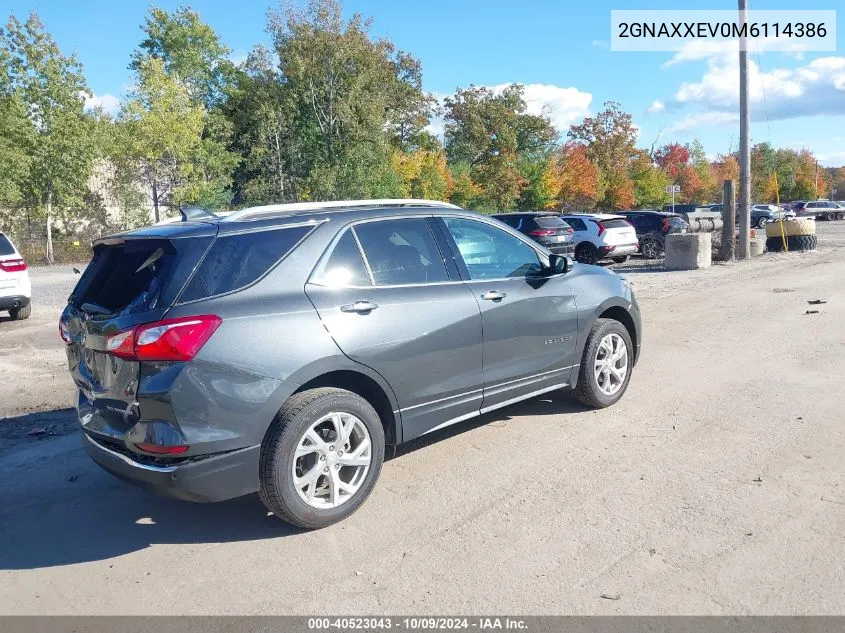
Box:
5, 0, 845, 165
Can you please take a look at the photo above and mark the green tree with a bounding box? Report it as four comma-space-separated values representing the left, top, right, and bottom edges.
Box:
630, 150, 669, 208
443, 84, 556, 210
0, 43, 34, 219
266, 0, 426, 200
131, 5, 235, 110
1, 13, 98, 262
116, 57, 206, 221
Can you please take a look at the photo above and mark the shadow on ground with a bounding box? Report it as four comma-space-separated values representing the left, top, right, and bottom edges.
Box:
0, 408, 79, 453
0, 391, 589, 571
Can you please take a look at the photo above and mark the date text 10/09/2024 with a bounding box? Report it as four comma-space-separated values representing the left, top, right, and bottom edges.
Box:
308, 617, 528, 630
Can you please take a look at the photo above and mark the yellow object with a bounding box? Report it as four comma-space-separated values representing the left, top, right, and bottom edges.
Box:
765, 218, 815, 238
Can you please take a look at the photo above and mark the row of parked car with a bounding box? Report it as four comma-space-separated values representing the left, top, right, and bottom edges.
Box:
695, 201, 845, 227
494, 209, 687, 264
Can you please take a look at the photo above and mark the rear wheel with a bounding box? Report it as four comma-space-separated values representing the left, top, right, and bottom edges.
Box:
640, 235, 662, 259
8, 304, 31, 320
826, 212, 836, 221
575, 243, 598, 265
611, 256, 629, 264
573, 319, 634, 408
259, 387, 385, 529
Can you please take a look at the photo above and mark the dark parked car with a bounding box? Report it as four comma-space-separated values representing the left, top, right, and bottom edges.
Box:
491, 212, 575, 255
61, 199, 641, 529
617, 210, 689, 258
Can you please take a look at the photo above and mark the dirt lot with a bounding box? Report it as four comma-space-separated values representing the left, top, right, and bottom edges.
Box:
1, 223, 844, 614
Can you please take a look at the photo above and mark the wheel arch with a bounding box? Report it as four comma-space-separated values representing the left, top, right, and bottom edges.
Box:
575, 298, 640, 376
288, 362, 402, 447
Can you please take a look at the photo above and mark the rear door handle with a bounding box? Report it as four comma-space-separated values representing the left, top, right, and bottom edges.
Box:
480, 291, 507, 301
341, 300, 379, 313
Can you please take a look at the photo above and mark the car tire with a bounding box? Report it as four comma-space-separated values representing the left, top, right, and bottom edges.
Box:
259, 387, 385, 529
837, 212, 845, 221
611, 256, 629, 264
756, 217, 769, 229
640, 235, 662, 259
766, 235, 817, 252
826, 212, 836, 221
575, 243, 598, 265
8, 304, 31, 320
573, 318, 634, 409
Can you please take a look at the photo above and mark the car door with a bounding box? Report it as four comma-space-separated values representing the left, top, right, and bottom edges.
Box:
435, 216, 579, 411
305, 217, 484, 442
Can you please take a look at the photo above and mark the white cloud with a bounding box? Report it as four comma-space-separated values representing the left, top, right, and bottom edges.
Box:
816, 151, 845, 167
592, 40, 609, 49
673, 54, 845, 119
83, 92, 120, 114
663, 38, 820, 68
490, 83, 592, 133
666, 111, 738, 133
647, 100, 666, 114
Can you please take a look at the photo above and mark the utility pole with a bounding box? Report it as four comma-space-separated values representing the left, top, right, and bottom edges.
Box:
737, 0, 751, 259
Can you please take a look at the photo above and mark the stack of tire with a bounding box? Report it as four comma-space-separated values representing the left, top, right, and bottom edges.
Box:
765, 218, 817, 252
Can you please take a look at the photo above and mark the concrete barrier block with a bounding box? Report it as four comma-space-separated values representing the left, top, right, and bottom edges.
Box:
664, 233, 712, 270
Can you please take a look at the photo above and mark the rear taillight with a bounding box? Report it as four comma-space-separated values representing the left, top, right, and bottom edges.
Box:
530, 229, 556, 237
136, 443, 189, 455
0, 259, 27, 272
661, 219, 671, 232
592, 220, 606, 236
105, 315, 222, 362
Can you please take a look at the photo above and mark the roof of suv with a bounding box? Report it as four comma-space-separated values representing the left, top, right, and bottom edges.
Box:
560, 212, 625, 220
103, 200, 491, 243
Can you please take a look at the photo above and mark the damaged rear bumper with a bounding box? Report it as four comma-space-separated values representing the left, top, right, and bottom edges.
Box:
83, 433, 260, 502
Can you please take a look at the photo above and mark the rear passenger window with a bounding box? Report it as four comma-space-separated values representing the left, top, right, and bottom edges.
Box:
566, 218, 587, 231
178, 226, 312, 303
353, 218, 448, 286
312, 230, 371, 287
0, 234, 15, 256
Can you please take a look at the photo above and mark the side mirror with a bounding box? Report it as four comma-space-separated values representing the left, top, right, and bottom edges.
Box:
547, 253, 569, 275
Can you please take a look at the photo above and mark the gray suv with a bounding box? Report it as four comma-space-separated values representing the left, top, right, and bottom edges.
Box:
61, 200, 641, 529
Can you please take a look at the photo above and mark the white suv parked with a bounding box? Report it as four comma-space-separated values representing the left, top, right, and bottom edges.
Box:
559, 214, 639, 265
0, 232, 31, 320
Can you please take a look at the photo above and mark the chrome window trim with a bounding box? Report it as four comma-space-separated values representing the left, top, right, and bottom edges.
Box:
307, 212, 560, 289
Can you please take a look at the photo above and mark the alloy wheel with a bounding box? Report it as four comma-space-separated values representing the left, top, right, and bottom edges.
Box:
292, 412, 372, 509
593, 333, 629, 396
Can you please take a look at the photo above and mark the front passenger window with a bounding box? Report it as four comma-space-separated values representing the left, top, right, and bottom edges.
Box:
443, 218, 542, 280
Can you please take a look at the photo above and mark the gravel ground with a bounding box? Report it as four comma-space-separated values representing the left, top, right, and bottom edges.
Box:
1, 222, 844, 615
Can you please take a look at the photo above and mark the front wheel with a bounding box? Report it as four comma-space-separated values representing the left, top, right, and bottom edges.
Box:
611, 256, 629, 264
573, 319, 634, 408
756, 217, 769, 229
259, 387, 385, 529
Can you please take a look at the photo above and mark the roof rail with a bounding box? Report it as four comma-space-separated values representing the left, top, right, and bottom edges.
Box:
223, 199, 461, 222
